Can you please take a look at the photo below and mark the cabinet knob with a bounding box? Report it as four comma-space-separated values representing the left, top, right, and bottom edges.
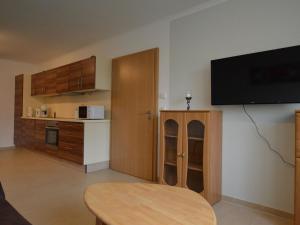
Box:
177, 153, 184, 158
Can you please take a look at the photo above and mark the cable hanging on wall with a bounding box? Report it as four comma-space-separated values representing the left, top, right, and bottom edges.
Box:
242, 104, 295, 168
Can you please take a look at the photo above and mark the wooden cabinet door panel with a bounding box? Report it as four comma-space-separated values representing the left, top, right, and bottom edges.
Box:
159, 112, 184, 187
296, 158, 300, 225
14, 118, 23, 146
68, 63, 83, 91
59, 142, 83, 156
296, 114, 300, 158
58, 151, 83, 164
44, 70, 57, 95
182, 112, 208, 196
58, 122, 84, 164
31, 72, 45, 96
22, 119, 36, 148
34, 120, 46, 151
14, 75, 23, 146
81, 57, 96, 90
56, 66, 69, 93
59, 134, 83, 144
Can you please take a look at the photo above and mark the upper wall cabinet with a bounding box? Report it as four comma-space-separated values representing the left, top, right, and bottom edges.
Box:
31, 56, 111, 96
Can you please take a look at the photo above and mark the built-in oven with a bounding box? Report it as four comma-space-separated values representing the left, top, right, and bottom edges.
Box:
45, 121, 59, 148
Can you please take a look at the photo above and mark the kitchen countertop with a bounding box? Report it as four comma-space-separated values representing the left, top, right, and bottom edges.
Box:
21, 116, 110, 123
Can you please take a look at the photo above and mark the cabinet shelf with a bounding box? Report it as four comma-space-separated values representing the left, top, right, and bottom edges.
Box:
188, 163, 203, 172
188, 137, 204, 141
164, 161, 177, 167
165, 135, 177, 139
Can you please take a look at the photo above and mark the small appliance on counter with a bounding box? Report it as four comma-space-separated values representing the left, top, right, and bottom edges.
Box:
35, 108, 41, 117
40, 105, 48, 118
78, 105, 105, 119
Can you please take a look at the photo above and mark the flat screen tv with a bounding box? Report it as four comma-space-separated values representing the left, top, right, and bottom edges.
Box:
211, 45, 300, 105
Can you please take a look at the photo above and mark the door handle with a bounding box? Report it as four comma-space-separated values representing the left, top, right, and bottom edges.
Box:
145, 110, 153, 120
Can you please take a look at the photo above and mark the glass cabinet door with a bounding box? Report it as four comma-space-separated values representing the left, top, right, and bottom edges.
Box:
185, 120, 205, 193
163, 119, 179, 186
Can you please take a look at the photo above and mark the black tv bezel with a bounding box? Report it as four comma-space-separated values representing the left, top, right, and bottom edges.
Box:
210, 45, 300, 106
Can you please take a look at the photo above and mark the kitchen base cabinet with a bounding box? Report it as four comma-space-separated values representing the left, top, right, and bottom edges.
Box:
159, 110, 222, 205
17, 118, 110, 172
14, 75, 24, 146
22, 119, 36, 149
34, 120, 47, 151
58, 122, 84, 164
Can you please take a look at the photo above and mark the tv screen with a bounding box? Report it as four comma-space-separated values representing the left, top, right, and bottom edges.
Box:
211, 45, 300, 105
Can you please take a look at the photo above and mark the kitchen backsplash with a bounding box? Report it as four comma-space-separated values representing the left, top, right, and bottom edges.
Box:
45, 91, 111, 119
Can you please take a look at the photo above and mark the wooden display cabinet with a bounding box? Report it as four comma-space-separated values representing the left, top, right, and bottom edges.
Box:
159, 110, 222, 205
295, 111, 300, 225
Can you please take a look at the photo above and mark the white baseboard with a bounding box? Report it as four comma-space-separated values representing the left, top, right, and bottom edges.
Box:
222, 195, 293, 219
85, 161, 109, 173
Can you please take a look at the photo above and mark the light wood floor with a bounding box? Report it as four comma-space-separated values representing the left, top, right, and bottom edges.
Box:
0, 148, 293, 225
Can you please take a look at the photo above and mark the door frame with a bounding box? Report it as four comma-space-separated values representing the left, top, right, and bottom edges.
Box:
110, 48, 159, 181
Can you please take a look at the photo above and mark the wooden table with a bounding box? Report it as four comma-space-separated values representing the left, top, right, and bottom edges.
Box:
84, 183, 217, 225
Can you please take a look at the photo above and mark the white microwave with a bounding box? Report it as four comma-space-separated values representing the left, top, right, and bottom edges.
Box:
78, 106, 105, 119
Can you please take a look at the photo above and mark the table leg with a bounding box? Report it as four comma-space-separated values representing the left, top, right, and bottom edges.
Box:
96, 218, 107, 225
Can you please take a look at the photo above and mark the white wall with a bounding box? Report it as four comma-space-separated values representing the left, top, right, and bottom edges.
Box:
0, 59, 38, 148
169, 0, 300, 213
41, 20, 170, 111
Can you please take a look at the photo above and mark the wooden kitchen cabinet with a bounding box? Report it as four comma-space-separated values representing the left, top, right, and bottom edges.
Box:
58, 122, 84, 164
31, 72, 45, 96
56, 65, 70, 93
68, 57, 96, 92
21, 119, 36, 148
31, 70, 56, 96
31, 56, 103, 96
14, 74, 24, 146
159, 110, 222, 205
295, 112, 300, 225
44, 70, 57, 95
19, 119, 84, 164
34, 120, 47, 151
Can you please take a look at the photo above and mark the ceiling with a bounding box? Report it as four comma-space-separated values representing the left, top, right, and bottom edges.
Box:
0, 0, 209, 64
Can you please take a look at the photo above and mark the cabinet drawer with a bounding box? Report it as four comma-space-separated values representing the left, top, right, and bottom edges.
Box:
58, 150, 83, 164
59, 134, 83, 144
58, 122, 83, 131
59, 142, 83, 156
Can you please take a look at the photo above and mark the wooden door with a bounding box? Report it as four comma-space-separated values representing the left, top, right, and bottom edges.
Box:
159, 112, 183, 186
110, 48, 158, 181
182, 112, 208, 196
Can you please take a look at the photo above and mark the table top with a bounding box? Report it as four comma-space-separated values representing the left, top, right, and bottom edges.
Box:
84, 183, 217, 225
